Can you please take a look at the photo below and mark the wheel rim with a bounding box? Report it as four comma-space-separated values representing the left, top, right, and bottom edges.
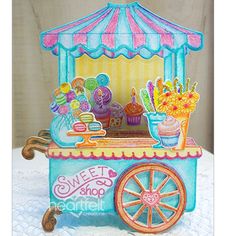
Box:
115, 163, 186, 233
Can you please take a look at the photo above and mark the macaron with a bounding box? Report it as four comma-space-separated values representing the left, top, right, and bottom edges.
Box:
79, 113, 94, 123
73, 122, 87, 132
88, 121, 102, 131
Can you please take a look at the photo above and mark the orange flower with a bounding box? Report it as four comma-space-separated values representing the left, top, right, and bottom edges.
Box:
167, 103, 182, 116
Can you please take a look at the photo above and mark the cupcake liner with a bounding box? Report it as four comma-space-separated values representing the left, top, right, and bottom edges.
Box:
160, 133, 180, 148
126, 115, 142, 126
95, 115, 111, 129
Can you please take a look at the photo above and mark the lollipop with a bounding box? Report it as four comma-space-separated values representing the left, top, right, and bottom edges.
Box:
66, 90, 76, 102
73, 109, 82, 118
93, 87, 112, 106
72, 77, 85, 94
70, 99, 80, 110
54, 88, 61, 97
60, 82, 71, 94
84, 78, 99, 91
58, 105, 69, 115
96, 73, 110, 87
80, 101, 90, 112
77, 94, 88, 102
50, 102, 59, 113
55, 94, 67, 105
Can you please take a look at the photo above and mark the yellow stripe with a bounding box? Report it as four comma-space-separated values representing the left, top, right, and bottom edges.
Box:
75, 55, 164, 106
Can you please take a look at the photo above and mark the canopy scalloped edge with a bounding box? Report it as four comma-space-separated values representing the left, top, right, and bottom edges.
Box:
40, 2, 204, 59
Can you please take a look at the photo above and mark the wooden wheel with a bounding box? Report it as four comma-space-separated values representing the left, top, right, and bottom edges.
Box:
115, 163, 186, 234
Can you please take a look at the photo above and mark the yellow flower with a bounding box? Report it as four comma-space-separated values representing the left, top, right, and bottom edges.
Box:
182, 91, 200, 104
181, 101, 196, 114
158, 100, 169, 113
158, 91, 173, 103
166, 103, 182, 116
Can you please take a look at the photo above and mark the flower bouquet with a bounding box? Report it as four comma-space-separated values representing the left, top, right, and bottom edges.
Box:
140, 77, 200, 149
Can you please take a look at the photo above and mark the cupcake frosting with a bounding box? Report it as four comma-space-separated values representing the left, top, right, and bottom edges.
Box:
158, 116, 180, 136
110, 102, 124, 118
124, 103, 144, 116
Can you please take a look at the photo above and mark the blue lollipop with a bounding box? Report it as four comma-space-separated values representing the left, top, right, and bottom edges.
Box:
96, 73, 110, 87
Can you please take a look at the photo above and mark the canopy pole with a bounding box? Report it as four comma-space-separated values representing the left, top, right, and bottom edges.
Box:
67, 51, 75, 83
164, 54, 173, 83
174, 47, 186, 89
58, 46, 67, 86
58, 47, 75, 85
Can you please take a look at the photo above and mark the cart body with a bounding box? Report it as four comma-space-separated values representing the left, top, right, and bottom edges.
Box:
47, 137, 201, 214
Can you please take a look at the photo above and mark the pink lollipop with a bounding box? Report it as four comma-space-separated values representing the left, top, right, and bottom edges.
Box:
93, 87, 112, 105
58, 105, 69, 115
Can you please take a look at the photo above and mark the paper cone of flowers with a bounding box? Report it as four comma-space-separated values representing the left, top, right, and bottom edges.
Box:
158, 79, 200, 149
140, 77, 200, 150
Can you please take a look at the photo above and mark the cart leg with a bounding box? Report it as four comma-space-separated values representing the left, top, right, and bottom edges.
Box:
42, 207, 62, 232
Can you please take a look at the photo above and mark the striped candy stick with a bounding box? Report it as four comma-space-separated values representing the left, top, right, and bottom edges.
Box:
140, 88, 154, 112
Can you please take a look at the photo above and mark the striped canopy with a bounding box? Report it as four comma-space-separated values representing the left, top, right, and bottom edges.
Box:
41, 2, 203, 59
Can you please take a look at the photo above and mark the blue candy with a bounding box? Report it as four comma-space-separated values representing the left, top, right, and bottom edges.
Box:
96, 73, 110, 87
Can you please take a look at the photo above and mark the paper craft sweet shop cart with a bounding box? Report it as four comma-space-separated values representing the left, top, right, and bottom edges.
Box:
22, 2, 204, 234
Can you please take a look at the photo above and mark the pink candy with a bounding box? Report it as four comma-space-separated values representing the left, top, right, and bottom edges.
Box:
58, 105, 69, 114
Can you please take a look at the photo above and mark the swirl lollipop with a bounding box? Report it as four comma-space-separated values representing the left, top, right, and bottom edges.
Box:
84, 78, 99, 91
96, 73, 110, 87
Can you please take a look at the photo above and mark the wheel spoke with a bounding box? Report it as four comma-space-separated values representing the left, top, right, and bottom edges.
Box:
133, 175, 146, 192
155, 205, 168, 223
147, 207, 152, 227
158, 202, 177, 212
123, 199, 142, 208
132, 204, 146, 221
124, 188, 141, 198
160, 190, 179, 199
156, 176, 170, 192
149, 170, 154, 192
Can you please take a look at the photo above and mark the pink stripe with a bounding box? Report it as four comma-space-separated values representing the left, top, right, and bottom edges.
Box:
126, 8, 146, 49
74, 9, 112, 45
144, 9, 202, 48
136, 9, 173, 48
42, 8, 108, 48
102, 9, 120, 48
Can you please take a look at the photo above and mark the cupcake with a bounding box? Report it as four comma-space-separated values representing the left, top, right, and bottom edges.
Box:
110, 102, 124, 128
92, 104, 111, 129
124, 88, 144, 126
158, 116, 180, 148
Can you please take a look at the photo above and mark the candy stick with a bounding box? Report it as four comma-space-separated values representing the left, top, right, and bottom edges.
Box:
163, 84, 171, 92
153, 87, 159, 111
186, 78, 190, 92
191, 82, 198, 92
173, 78, 179, 93
165, 81, 173, 91
140, 89, 154, 112
131, 87, 136, 104
146, 81, 155, 108
179, 84, 183, 95
156, 77, 164, 94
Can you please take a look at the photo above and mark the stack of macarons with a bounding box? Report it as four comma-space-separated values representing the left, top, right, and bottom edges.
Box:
72, 112, 103, 133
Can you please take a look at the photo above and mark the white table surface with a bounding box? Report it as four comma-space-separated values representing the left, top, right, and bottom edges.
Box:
13, 148, 213, 236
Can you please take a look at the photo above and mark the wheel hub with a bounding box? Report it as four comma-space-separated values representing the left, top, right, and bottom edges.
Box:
141, 191, 160, 207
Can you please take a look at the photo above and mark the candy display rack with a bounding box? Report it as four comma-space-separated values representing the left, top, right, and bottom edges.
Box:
22, 2, 204, 234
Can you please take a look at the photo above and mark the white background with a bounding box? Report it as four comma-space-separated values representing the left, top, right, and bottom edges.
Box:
1, 0, 236, 234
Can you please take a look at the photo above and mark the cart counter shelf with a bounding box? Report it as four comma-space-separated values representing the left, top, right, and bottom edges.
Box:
22, 133, 202, 234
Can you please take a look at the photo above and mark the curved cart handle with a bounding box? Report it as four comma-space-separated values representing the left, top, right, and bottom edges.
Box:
22, 129, 52, 160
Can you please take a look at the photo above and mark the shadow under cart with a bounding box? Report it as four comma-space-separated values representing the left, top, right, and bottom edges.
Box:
22, 130, 202, 234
